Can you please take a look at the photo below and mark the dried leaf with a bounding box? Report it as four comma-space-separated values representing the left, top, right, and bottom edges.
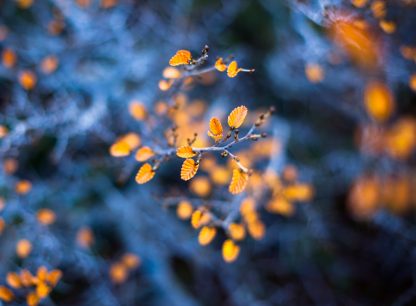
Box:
227, 105, 248, 129
227, 60, 241, 78
135, 146, 155, 162
180, 159, 199, 181
176, 146, 196, 158
229, 169, 248, 194
222, 239, 240, 263
135, 163, 155, 184
169, 50, 192, 66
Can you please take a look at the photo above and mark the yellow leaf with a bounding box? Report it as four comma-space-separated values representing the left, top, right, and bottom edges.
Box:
129, 101, 147, 121
227, 105, 248, 129
247, 220, 265, 240
207, 117, 223, 142
109, 141, 131, 157
284, 184, 314, 202
229, 169, 248, 194
176, 201, 193, 220
163, 67, 182, 79
215, 57, 227, 72
190, 177, 211, 197
169, 50, 192, 66
227, 61, 241, 78
222, 239, 240, 263
191, 209, 211, 229
176, 146, 196, 158
228, 223, 246, 241
198, 226, 217, 246
135, 146, 155, 162
180, 159, 199, 181
135, 163, 155, 184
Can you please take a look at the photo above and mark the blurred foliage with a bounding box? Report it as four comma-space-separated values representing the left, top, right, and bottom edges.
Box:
0, 0, 415, 306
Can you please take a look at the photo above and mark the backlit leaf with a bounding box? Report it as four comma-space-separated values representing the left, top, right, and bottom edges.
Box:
169, 49, 192, 66
135, 146, 155, 162
227, 60, 241, 78
135, 163, 155, 184
176, 146, 196, 158
227, 105, 248, 129
198, 226, 217, 246
207, 117, 223, 142
215, 57, 227, 72
180, 159, 199, 181
222, 239, 240, 263
229, 168, 248, 194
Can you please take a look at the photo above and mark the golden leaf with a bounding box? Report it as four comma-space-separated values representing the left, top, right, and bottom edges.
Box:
228, 223, 246, 241
229, 169, 248, 194
191, 209, 211, 229
169, 49, 192, 66
177, 200, 193, 220
109, 141, 130, 157
180, 159, 199, 181
176, 146, 196, 158
247, 220, 265, 240
198, 226, 217, 246
207, 117, 223, 142
135, 146, 155, 162
222, 239, 240, 263
227, 105, 248, 129
121, 253, 141, 269
227, 60, 241, 78
135, 163, 155, 184
215, 57, 227, 72
129, 101, 147, 121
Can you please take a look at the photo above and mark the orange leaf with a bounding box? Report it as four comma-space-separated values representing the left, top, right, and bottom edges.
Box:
198, 226, 217, 246
227, 105, 248, 129
176, 146, 196, 158
0, 286, 14, 302
207, 117, 223, 142
227, 61, 241, 78
6, 272, 21, 289
228, 223, 246, 241
169, 50, 192, 66
215, 57, 227, 72
229, 169, 248, 194
222, 239, 240, 263
135, 146, 155, 162
180, 159, 199, 181
135, 163, 155, 184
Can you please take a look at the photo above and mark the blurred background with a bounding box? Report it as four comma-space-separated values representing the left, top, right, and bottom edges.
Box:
0, 0, 416, 305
